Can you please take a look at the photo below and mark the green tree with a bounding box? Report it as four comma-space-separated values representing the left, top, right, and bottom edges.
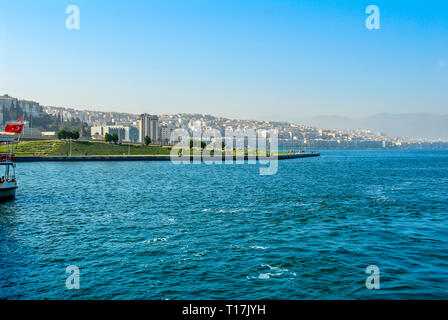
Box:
112, 133, 119, 144
58, 129, 79, 140
104, 133, 112, 143
144, 136, 151, 146
57, 130, 67, 140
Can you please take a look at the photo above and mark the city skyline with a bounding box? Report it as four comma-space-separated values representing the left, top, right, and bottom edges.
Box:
4, 91, 448, 126
1, 0, 448, 121
3, 92, 448, 143
4, 93, 448, 150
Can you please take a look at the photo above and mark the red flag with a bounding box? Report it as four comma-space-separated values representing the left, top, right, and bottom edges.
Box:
17, 115, 24, 122
5, 124, 24, 134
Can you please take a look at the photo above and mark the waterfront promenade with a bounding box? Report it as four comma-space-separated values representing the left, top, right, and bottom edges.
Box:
14, 152, 320, 162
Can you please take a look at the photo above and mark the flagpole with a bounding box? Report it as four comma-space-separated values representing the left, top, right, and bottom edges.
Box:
3, 115, 24, 152
15, 115, 24, 150
17, 117, 23, 144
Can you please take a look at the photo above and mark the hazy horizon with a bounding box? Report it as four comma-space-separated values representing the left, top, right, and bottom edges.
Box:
4, 91, 448, 123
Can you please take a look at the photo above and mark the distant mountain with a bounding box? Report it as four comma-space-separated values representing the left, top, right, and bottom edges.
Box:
299, 113, 448, 140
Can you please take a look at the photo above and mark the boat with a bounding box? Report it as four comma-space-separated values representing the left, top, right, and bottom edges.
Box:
0, 116, 24, 201
0, 137, 18, 201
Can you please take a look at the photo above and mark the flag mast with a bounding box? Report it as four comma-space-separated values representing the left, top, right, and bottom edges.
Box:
16, 115, 24, 145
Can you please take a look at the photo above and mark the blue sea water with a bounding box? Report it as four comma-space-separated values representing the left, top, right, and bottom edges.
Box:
1, 149, 447, 299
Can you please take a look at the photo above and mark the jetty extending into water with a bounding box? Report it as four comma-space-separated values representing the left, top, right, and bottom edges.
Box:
14, 152, 320, 162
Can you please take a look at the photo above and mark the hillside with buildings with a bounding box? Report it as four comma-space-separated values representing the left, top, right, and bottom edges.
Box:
1, 94, 447, 149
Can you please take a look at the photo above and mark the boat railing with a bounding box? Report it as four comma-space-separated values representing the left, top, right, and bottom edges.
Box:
0, 135, 18, 163
0, 154, 15, 162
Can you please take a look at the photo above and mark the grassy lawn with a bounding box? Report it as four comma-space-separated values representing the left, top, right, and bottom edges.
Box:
0, 140, 65, 156
0, 140, 287, 156
0, 140, 173, 156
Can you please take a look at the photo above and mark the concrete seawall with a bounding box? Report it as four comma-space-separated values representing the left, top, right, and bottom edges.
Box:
15, 153, 320, 162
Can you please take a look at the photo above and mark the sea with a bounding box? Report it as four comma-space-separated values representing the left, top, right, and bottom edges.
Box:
1, 149, 447, 299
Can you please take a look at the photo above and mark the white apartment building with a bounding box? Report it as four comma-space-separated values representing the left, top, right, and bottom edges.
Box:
160, 125, 172, 144
0, 95, 41, 124
138, 114, 159, 143
91, 125, 139, 142
19, 100, 40, 117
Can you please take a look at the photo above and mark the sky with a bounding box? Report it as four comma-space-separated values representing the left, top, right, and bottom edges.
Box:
1, 0, 447, 122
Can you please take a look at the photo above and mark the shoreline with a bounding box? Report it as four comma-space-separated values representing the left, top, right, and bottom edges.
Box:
14, 152, 320, 162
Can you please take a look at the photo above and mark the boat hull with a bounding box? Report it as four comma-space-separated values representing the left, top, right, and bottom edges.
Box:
0, 186, 17, 201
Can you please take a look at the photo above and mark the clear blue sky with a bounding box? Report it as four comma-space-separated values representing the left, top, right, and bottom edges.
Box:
1, 0, 447, 121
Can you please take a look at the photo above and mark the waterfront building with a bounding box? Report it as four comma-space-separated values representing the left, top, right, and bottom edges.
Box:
0, 95, 18, 124
91, 125, 139, 142
0, 95, 41, 124
41, 132, 57, 138
160, 125, 172, 145
138, 114, 159, 143
18, 99, 40, 118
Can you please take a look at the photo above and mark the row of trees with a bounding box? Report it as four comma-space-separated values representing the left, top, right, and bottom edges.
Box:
57, 130, 80, 140
104, 133, 119, 144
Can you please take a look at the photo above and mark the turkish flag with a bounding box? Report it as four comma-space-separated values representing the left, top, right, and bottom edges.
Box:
5, 124, 24, 134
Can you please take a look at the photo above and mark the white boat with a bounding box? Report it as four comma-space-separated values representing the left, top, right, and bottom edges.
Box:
0, 137, 17, 201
